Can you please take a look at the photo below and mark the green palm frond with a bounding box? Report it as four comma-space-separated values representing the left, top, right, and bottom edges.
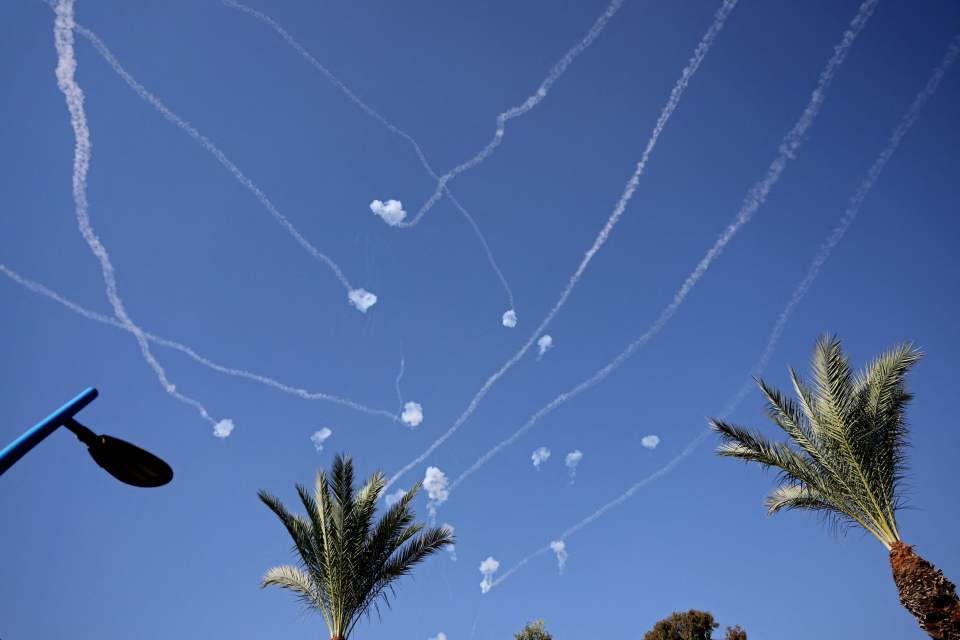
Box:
259, 454, 454, 639
711, 335, 922, 549
353, 524, 453, 635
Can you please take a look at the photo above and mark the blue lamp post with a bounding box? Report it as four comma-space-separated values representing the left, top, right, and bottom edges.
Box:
0, 387, 173, 487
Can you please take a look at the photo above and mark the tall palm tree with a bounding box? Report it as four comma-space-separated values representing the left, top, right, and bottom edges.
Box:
710, 335, 960, 639
258, 454, 454, 640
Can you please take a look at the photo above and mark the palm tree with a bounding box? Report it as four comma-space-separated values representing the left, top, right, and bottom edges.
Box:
710, 335, 960, 639
258, 454, 454, 640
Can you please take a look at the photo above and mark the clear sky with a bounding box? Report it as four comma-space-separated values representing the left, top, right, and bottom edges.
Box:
2, 1, 959, 639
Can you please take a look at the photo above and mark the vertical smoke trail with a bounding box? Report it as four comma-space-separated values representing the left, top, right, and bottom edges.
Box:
65, 20, 373, 310
394, 354, 406, 416
52, 0, 227, 433
221, 0, 515, 312
445, 0, 877, 496
382, 0, 739, 494
487, 34, 960, 591
0, 264, 400, 421
398, 0, 630, 227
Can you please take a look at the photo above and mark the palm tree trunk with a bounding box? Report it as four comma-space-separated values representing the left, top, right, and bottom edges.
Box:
890, 542, 960, 639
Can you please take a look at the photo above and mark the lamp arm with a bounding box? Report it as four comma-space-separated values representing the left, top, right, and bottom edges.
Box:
0, 388, 99, 476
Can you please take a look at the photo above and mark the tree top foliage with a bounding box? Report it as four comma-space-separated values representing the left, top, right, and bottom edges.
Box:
642, 609, 747, 640
515, 619, 553, 640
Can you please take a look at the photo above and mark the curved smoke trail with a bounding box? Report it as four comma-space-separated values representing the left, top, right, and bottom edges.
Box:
221, 0, 515, 311
52, 0, 228, 434
64, 16, 373, 310
399, 0, 630, 228
383, 0, 739, 494
0, 264, 399, 421
446, 0, 878, 497
488, 33, 960, 592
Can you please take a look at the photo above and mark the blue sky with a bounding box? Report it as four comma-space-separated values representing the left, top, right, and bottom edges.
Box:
2, 1, 959, 638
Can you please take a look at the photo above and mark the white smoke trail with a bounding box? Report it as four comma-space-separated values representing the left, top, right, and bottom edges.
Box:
52, 0, 227, 434
221, 0, 515, 311
397, 0, 632, 227
384, 0, 739, 495
468, 608, 481, 640
445, 0, 876, 498
62, 18, 371, 310
394, 354, 406, 415
487, 35, 960, 592
0, 264, 399, 421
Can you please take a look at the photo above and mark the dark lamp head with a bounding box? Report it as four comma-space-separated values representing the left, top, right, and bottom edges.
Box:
85, 434, 173, 488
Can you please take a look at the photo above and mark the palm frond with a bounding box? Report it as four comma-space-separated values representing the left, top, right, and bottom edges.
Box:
354, 524, 454, 633
710, 419, 826, 491
331, 453, 356, 516
262, 564, 316, 602
809, 334, 855, 443
379, 525, 454, 582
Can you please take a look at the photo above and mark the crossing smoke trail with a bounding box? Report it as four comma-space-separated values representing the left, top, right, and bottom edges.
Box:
221, 0, 516, 314
51, 0, 230, 435
60, 17, 374, 312
443, 0, 878, 498
486, 34, 960, 592
0, 265, 399, 421
382, 0, 739, 495
395, 0, 630, 228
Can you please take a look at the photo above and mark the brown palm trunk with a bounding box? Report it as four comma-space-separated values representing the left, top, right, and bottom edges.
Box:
890, 542, 960, 639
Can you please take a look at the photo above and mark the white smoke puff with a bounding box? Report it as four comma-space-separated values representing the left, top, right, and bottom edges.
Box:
479, 556, 500, 594
550, 540, 568, 574
310, 427, 333, 451
348, 288, 377, 313
641, 435, 661, 450
370, 199, 406, 226
428, 634, 447, 640
531, 446, 551, 470
213, 419, 235, 438
442, 522, 457, 561
565, 449, 583, 483
424, 466, 449, 505
501, 309, 517, 328
385, 488, 406, 506
401, 401, 424, 427
537, 334, 554, 357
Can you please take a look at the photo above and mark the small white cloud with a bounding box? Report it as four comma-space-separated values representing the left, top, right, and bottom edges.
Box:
348, 288, 378, 313
424, 466, 449, 507
550, 540, 568, 574
641, 435, 661, 450
428, 633, 447, 640
442, 522, 457, 561
565, 449, 583, 483
213, 419, 235, 439
401, 401, 423, 428
501, 309, 517, 328
536, 334, 554, 358
479, 556, 500, 594
385, 488, 406, 506
531, 446, 551, 470
370, 199, 406, 226
310, 427, 332, 452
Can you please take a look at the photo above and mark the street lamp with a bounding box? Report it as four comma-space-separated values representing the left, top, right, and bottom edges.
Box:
0, 387, 173, 487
